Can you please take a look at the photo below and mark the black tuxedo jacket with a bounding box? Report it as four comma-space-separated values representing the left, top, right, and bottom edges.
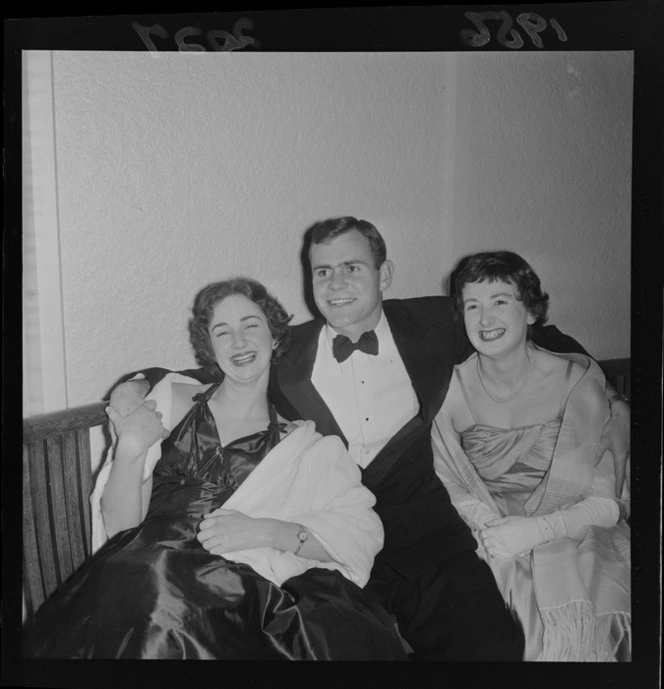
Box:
132, 296, 587, 581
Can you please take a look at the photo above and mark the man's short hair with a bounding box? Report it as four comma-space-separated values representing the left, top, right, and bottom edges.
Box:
309, 216, 387, 269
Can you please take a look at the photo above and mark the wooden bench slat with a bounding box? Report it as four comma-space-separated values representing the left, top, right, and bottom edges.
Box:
76, 428, 94, 560
23, 445, 45, 617
62, 431, 89, 570
45, 436, 75, 582
26, 442, 59, 610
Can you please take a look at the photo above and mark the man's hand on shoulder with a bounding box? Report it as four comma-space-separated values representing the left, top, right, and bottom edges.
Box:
597, 397, 630, 498
110, 379, 150, 416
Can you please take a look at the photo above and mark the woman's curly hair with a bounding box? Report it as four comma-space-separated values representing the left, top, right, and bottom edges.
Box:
450, 251, 550, 335
188, 277, 293, 376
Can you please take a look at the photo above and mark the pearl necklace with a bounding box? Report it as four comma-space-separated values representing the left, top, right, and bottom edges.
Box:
476, 352, 534, 404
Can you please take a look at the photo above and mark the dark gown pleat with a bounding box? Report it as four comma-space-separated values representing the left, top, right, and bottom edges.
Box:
22, 382, 407, 660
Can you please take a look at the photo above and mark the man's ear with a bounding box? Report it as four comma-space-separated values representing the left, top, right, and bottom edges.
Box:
526, 312, 536, 326
379, 260, 394, 292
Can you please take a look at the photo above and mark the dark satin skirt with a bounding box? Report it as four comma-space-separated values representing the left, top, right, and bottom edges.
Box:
22, 510, 407, 660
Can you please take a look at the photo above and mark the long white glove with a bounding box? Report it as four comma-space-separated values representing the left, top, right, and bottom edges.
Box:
480, 496, 619, 559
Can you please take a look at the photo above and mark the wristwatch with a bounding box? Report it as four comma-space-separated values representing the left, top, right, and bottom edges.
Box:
294, 525, 308, 555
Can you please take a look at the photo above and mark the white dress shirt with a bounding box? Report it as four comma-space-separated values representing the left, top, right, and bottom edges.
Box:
311, 312, 419, 468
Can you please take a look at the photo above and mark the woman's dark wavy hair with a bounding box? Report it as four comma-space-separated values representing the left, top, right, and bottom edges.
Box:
188, 277, 293, 376
451, 251, 550, 334
309, 216, 387, 269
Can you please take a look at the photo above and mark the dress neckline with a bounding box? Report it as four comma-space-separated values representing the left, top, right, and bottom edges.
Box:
192, 380, 286, 447
460, 418, 562, 435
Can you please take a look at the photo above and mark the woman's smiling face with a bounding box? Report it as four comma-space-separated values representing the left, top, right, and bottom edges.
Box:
208, 294, 275, 385
462, 279, 535, 359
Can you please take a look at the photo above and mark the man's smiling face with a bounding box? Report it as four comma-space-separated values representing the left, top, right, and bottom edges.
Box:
309, 229, 393, 342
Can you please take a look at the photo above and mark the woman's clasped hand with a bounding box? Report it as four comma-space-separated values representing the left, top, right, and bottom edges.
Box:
480, 515, 546, 559
106, 400, 169, 453
197, 508, 268, 554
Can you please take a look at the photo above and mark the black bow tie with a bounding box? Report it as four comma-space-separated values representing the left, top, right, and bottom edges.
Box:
332, 331, 379, 363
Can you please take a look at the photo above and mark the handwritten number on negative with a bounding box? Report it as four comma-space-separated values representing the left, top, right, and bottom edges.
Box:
460, 11, 567, 49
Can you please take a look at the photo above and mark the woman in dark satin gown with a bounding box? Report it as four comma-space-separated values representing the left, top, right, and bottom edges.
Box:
23, 278, 407, 660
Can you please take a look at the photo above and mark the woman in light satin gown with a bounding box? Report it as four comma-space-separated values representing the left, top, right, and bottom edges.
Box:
431, 251, 631, 661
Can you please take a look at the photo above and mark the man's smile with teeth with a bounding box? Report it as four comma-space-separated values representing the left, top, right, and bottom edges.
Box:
480, 328, 505, 341
328, 298, 356, 306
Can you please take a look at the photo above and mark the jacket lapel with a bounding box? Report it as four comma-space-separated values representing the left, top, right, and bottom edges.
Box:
273, 319, 348, 444
384, 300, 453, 423
362, 301, 455, 485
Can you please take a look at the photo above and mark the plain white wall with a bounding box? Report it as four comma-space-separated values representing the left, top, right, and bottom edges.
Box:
23, 50, 632, 430
449, 52, 632, 352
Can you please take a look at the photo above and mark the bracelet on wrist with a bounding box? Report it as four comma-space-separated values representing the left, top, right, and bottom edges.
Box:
535, 515, 556, 543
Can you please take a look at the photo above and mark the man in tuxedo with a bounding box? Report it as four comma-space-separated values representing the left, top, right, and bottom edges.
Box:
111, 216, 629, 660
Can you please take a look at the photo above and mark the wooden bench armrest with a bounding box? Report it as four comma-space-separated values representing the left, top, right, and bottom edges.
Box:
23, 402, 107, 618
